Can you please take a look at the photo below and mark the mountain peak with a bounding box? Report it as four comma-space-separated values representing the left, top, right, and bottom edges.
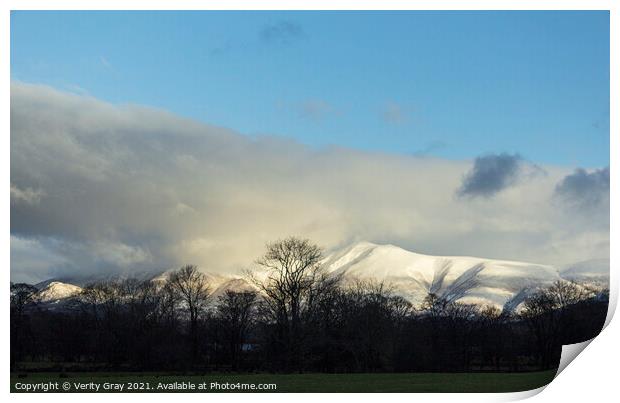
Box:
36, 281, 82, 302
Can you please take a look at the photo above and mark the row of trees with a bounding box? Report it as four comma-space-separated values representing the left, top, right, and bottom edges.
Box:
11, 237, 608, 373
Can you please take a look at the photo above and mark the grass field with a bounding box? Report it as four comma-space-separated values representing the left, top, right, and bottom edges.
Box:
11, 370, 558, 393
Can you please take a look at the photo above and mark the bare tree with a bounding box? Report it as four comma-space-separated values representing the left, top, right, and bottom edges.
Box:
10, 283, 38, 368
77, 282, 126, 365
420, 292, 448, 318
8, 270, 609, 374
159, 281, 181, 324
168, 265, 211, 362
339, 280, 405, 371
478, 305, 505, 370
248, 236, 326, 369
79, 281, 122, 316
520, 290, 560, 368
519, 280, 590, 369
546, 280, 592, 309
10, 283, 38, 318
216, 290, 258, 369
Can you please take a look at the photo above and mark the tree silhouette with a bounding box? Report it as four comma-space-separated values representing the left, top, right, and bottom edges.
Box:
10, 283, 38, 369
249, 236, 327, 370
168, 265, 211, 364
216, 290, 258, 369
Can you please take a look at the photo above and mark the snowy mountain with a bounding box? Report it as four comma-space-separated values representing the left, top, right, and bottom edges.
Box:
322, 242, 562, 310
35, 281, 83, 302
45, 270, 165, 288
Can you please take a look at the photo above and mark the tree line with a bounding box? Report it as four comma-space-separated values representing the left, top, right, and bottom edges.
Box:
11, 237, 608, 373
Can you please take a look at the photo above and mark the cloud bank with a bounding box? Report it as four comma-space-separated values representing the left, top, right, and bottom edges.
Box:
10, 82, 609, 282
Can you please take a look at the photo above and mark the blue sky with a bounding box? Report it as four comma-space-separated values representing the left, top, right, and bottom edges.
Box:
11, 11, 609, 167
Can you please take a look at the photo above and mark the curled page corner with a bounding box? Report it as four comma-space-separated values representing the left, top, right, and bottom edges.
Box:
463, 385, 549, 402
555, 339, 594, 377
552, 275, 618, 379
511, 386, 549, 401
502, 339, 597, 401
603, 277, 617, 328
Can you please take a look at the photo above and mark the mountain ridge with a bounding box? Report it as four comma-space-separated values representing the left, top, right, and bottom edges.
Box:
31, 242, 609, 312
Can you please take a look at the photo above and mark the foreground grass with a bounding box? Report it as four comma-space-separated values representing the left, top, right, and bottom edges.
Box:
11, 370, 558, 393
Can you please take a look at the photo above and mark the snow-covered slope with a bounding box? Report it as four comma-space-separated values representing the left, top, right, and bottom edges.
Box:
54, 270, 164, 287
36, 281, 83, 302
210, 278, 257, 300
322, 242, 561, 310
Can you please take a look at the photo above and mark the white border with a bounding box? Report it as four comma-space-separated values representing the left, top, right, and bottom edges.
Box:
0, 1, 616, 11
2, 2, 617, 402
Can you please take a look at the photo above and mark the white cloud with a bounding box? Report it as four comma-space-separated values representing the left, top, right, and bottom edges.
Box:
10, 82, 609, 282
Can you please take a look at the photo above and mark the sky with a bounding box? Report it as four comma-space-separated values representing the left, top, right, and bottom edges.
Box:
11, 11, 609, 167
10, 11, 610, 283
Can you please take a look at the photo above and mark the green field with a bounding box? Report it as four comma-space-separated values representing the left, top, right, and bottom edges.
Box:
11, 370, 558, 393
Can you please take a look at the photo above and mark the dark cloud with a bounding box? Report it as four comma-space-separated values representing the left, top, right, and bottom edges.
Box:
554, 166, 610, 209
259, 21, 303, 45
457, 153, 524, 198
